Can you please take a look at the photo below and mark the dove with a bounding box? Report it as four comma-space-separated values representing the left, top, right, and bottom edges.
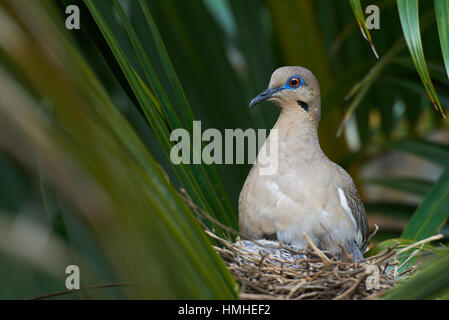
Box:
239, 66, 369, 261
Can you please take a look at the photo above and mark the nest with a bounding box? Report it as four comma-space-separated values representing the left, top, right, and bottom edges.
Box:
207, 230, 400, 300
180, 190, 440, 300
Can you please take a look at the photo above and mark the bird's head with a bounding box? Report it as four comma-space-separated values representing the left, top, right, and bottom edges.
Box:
249, 66, 321, 122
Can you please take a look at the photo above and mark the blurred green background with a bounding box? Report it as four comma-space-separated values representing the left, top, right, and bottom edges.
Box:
0, 0, 448, 299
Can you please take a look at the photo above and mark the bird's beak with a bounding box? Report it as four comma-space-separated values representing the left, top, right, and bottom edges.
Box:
249, 87, 282, 108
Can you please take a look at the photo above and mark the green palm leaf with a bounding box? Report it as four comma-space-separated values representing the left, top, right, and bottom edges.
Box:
83, 0, 237, 231
389, 139, 449, 166
397, 0, 446, 118
384, 250, 449, 299
348, 0, 379, 58
0, 0, 236, 299
364, 176, 433, 197
402, 165, 449, 240
435, 0, 449, 80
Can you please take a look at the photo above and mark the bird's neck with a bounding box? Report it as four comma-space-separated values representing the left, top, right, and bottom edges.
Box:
270, 107, 324, 161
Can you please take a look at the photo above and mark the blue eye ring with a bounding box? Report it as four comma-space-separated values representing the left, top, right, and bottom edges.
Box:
285, 75, 304, 89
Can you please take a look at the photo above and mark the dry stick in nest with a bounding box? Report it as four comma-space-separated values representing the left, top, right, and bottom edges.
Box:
303, 233, 332, 265
335, 275, 367, 300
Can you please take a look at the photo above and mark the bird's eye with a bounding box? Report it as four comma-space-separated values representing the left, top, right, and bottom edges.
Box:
288, 77, 301, 88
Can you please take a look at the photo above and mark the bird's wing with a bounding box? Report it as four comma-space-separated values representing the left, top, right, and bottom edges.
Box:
334, 165, 369, 251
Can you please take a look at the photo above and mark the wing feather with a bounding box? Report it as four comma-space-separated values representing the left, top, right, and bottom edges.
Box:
334, 165, 369, 251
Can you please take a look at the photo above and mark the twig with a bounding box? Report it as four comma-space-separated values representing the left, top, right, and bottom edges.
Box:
179, 189, 241, 239
303, 233, 333, 265
27, 283, 136, 300
335, 275, 367, 300
239, 293, 283, 300
397, 249, 420, 270
366, 224, 379, 245
395, 234, 443, 256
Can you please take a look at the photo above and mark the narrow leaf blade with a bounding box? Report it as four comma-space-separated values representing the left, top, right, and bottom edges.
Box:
435, 0, 449, 80
397, 0, 446, 118
402, 166, 449, 240
348, 0, 379, 58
